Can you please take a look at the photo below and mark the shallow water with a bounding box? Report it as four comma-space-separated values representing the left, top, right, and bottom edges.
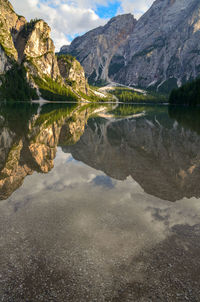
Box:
1, 102, 200, 301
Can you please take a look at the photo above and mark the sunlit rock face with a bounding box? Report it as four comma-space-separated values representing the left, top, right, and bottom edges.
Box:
0, 0, 25, 61
21, 20, 60, 81
60, 14, 137, 84
57, 56, 89, 94
0, 0, 26, 73
0, 0, 60, 81
63, 0, 200, 90
64, 111, 200, 202
0, 0, 89, 96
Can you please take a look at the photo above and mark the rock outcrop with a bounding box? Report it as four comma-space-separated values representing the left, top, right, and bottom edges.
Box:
60, 14, 137, 84
19, 20, 61, 82
62, 0, 200, 91
0, 0, 26, 73
0, 0, 90, 100
0, 0, 25, 61
57, 55, 89, 94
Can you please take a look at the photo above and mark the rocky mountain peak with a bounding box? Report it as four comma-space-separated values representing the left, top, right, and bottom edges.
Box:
60, 13, 137, 84
114, 0, 200, 90
0, 0, 91, 101
61, 0, 200, 91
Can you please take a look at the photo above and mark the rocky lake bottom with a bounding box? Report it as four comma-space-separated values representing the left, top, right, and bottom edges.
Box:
0, 102, 200, 301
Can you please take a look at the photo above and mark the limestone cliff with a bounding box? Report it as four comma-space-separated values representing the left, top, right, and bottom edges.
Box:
0, 0, 26, 72
19, 20, 61, 82
62, 0, 200, 91
0, 0, 25, 61
60, 14, 137, 84
57, 54, 89, 94
0, 0, 90, 101
114, 0, 200, 91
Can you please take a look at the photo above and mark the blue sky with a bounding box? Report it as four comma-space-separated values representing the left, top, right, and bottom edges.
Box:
10, 0, 154, 50
96, 1, 121, 19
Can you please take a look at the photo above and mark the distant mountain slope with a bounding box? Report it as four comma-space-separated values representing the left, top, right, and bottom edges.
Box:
61, 0, 200, 92
60, 14, 137, 85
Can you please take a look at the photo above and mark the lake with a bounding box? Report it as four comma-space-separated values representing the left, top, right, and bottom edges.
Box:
1, 102, 200, 301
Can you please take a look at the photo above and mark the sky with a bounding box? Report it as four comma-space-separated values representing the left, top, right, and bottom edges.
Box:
10, 0, 154, 51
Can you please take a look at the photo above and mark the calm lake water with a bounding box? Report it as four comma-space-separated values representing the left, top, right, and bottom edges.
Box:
1, 102, 200, 301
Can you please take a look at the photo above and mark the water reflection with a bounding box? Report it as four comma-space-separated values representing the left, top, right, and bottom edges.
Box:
65, 105, 200, 202
0, 103, 200, 201
0, 102, 96, 199
1, 103, 200, 301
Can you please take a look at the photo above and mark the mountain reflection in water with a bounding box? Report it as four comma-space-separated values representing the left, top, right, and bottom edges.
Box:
1, 103, 200, 301
0, 103, 200, 202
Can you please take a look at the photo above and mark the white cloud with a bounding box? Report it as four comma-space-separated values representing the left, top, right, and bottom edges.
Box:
10, 0, 154, 51
119, 0, 154, 19
10, 0, 107, 51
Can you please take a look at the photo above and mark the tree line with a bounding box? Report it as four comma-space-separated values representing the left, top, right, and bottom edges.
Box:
169, 78, 200, 106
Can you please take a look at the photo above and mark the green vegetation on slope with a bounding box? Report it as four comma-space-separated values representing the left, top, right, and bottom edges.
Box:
33, 76, 78, 102
56, 54, 75, 67
22, 19, 42, 38
110, 87, 167, 103
0, 64, 38, 102
169, 78, 200, 106
78, 90, 112, 103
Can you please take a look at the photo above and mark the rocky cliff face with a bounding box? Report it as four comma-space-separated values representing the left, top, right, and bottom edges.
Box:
0, 0, 25, 61
0, 0, 89, 100
114, 0, 200, 91
60, 14, 137, 84
57, 55, 89, 94
62, 0, 200, 90
0, 45, 10, 74
0, 0, 26, 72
19, 20, 61, 82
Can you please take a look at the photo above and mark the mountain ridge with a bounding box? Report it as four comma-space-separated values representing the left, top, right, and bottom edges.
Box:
61, 0, 200, 91
60, 13, 137, 85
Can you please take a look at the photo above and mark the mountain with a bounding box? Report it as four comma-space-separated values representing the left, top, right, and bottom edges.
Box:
0, 0, 89, 101
60, 14, 137, 85
61, 0, 200, 92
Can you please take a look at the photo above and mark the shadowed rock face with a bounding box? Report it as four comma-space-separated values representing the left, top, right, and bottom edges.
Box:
63, 109, 200, 202
62, 0, 200, 90
0, 104, 92, 200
